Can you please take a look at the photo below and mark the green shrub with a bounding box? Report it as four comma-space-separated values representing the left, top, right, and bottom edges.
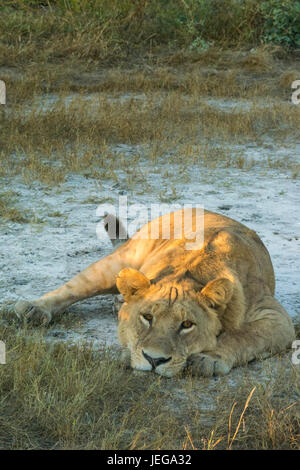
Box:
261, 0, 300, 48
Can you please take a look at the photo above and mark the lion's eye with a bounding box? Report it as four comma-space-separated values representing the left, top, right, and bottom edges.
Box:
181, 320, 194, 329
142, 313, 153, 323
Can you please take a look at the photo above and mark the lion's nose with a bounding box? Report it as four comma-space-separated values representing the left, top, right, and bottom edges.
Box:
142, 350, 172, 369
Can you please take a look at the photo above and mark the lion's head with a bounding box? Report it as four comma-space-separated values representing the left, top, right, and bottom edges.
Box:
116, 268, 235, 377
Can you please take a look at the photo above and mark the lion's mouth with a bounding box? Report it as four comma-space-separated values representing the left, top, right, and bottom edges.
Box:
142, 350, 172, 370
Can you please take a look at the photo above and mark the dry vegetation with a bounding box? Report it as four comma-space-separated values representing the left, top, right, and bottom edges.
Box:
1, 64, 300, 188
0, 0, 299, 450
0, 190, 28, 222
0, 311, 299, 450
0, 3, 299, 189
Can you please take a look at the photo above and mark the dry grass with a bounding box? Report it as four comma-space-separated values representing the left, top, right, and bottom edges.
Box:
1, 85, 299, 186
0, 1, 265, 67
1, 52, 296, 104
0, 190, 30, 223
239, 46, 275, 71
0, 311, 299, 450
0, 319, 174, 449
1, 30, 298, 189
279, 69, 300, 88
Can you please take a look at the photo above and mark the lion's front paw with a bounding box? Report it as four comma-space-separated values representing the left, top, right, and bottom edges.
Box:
14, 300, 52, 326
117, 348, 131, 369
187, 353, 232, 377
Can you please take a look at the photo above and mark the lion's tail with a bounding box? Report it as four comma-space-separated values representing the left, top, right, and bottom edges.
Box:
103, 212, 129, 248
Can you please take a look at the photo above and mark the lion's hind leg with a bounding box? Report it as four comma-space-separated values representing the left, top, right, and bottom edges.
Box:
188, 296, 295, 377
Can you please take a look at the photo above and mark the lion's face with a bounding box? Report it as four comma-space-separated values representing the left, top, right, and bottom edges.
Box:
116, 268, 232, 377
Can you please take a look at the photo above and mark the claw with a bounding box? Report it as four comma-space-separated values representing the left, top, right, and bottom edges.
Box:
14, 300, 52, 326
187, 353, 231, 377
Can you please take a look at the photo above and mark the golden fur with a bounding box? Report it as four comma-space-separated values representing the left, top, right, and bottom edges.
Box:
15, 209, 295, 377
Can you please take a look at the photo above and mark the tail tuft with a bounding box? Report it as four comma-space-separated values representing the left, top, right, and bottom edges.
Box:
103, 212, 128, 247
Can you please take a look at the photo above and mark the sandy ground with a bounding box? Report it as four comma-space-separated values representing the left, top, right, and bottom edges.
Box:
1, 165, 299, 334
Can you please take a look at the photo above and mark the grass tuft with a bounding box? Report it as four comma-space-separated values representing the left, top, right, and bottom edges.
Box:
0, 314, 299, 449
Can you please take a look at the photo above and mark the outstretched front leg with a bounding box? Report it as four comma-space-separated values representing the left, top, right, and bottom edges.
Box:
188, 296, 295, 377
14, 247, 131, 325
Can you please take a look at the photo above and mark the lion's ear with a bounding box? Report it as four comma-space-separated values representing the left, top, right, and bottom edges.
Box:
199, 278, 233, 309
116, 268, 150, 302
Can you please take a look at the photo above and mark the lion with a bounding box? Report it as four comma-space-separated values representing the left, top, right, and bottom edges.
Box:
14, 208, 295, 377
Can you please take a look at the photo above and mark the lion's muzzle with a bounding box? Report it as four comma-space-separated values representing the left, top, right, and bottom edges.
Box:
142, 350, 172, 370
